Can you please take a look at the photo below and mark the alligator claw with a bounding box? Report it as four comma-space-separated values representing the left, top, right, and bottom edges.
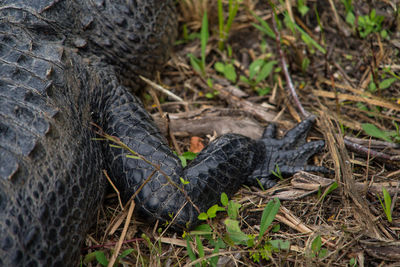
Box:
248, 116, 328, 189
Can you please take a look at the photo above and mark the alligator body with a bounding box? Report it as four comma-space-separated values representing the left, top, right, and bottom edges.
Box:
0, 1, 326, 265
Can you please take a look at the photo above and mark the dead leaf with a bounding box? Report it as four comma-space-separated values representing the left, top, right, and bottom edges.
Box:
190, 136, 204, 153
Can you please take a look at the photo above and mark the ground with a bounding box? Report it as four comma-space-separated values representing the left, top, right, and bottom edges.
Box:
82, 1, 400, 266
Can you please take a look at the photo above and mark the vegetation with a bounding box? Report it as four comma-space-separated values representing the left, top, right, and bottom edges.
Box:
83, 0, 400, 265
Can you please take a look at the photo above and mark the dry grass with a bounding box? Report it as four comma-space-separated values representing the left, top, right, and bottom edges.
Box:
82, 0, 400, 266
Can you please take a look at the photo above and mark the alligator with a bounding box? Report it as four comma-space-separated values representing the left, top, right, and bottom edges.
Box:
0, 0, 327, 265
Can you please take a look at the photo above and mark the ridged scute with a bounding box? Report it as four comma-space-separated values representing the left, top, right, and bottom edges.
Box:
0, 0, 177, 265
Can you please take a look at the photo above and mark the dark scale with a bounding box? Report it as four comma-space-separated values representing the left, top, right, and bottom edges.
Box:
0, 0, 327, 265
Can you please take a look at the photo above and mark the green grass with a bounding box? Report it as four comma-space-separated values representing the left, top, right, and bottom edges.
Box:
188, 12, 209, 76
217, 0, 241, 51
377, 187, 393, 223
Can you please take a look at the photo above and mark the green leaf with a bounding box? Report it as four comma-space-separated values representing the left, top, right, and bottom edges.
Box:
83, 251, 98, 264
182, 151, 198, 160
240, 75, 250, 84
383, 187, 393, 222
221, 192, 229, 206
191, 224, 212, 235
195, 235, 205, 259
198, 212, 208, 220
179, 156, 187, 167
259, 198, 280, 237
214, 62, 225, 73
257, 86, 271, 96
320, 182, 338, 202
284, 12, 326, 54
297, 0, 309, 16
368, 81, 377, 92
94, 251, 108, 267
224, 63, 237, 82
207, 78, 213, 88
302, 57, 310, 72
200, 12, 209, 70
249, 59, 264, 80
298, 5, 309, 16
269, 239, 290, 250
210, 237, 226, 249
207, 204, 225, 219
118, 248, 134, 259
189, 54, 203, 74
319, 248, 328, 258
362, 123, 392, 142
346, 12, 355, 26
272, 224, 280, 233
205, 92, 214, 99
227, 200, 242, 219
224, 218, 249, 245
125, 154, 140, 160
250, 10, 275, 39
255, 61, 276, 83
180, 177, 190, 185
379, 77, 397, 90
209, 241, 220, 267
186, 238, 199, 266
311, 235, 322, 253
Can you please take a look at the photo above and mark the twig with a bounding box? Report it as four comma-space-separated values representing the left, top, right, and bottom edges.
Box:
344, 139, 400, 162
83, 237, 144, 251
148, 87, 181, 154
276, 206, 336, 248
103, 170, 123, 210
270, 6, 309, 118
344, 136, 400, 149
107, 199, 135, 267
106, 170, 156, 236
140, 75, 185, 102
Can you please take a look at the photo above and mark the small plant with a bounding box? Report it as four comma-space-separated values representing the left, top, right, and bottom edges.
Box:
297, 0, 309, 17
251, 10, 275, 39
309, 235, 328, 259
214, 45, 237, 82
214, 61, 237, 82
176, 24, 200, 45
217, 0, 242, 51
271, 164, 284, 180
175, 151, 198, 167
349, 257, 358, 266
368, 70, 398, 93
377, 187, 393, 223
188, 12, 209, 76
362, 123, 399, 143
240, 58, 277, 95
357, 9, 385, 38
319, 182, 338, 203
341, 0, 355, 26
342, 2, 387, 39
252, 8, 325, 55
283, 11, 326, 54
83, 249, 134, 266
186, 195, 288, 265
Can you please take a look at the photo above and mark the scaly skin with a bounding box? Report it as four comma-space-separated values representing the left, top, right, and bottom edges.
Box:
0, 0, 326, 265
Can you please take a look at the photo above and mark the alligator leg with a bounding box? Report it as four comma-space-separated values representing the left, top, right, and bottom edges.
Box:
102, 82, 327, 229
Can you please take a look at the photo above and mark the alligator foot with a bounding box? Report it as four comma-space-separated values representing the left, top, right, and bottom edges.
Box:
249, 116, 329, 189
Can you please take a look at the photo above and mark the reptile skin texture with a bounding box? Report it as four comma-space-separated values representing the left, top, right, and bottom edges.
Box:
0, 0, 326, 265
